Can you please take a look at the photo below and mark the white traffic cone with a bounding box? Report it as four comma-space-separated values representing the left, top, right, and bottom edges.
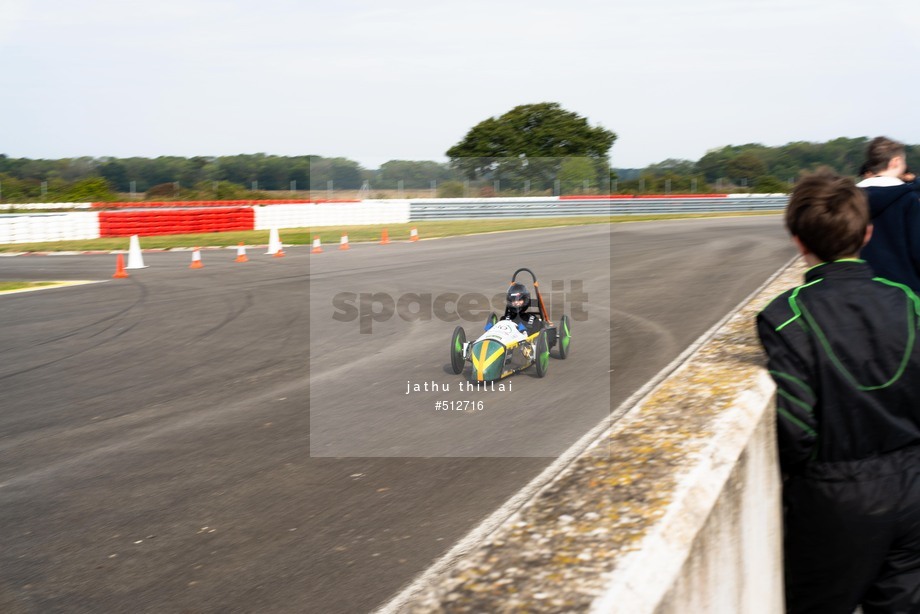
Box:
339, 234, 350, 250
311, 235, 323, 254
266, 228, 283, 255
126, 234, 148, 269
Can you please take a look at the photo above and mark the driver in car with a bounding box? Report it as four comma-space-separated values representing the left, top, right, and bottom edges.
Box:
499, 283, 543, 335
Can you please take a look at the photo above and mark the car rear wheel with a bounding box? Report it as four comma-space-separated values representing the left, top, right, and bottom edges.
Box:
557, 314, 571, 359
534, 331, 549, 378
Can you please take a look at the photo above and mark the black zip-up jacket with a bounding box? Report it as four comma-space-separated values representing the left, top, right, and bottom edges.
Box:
861, 181, 920, 293
757, 260, 920, 475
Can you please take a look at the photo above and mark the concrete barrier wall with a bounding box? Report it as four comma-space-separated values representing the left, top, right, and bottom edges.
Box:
388, 260, 803, 614
590, 371, 783, 613
647, 401, 782, 613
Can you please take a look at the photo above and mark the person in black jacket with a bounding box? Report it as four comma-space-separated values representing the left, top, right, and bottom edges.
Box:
856, 136, 920, 293
757, 170, 920, 613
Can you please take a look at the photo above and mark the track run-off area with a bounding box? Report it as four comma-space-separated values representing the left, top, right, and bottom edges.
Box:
0, 217, 795, 613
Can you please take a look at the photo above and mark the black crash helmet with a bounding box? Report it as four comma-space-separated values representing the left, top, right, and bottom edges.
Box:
507, 283, 531, 312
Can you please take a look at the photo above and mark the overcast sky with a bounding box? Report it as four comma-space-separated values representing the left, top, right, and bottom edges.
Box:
3, 0, 920, 169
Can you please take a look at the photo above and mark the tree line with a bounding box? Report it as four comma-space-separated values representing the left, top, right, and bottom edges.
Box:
0, 154, 468, 202
620, 138, 920, 195
2, 136, 915, 203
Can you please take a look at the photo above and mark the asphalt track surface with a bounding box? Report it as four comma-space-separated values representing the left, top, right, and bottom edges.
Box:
0, 217, 795, 613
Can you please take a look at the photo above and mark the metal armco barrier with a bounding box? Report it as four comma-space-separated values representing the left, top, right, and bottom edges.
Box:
408, 196, 788, 220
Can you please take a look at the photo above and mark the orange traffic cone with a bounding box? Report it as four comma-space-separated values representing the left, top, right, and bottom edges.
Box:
311, 236, 323, 254
235, 242, 248, 263
190, 247, 204, 269
410, 227, 419, 242
112, 253, 129, 278
273, 244, 286, 258
380, 229, 390, 245
339, 234, 350, 250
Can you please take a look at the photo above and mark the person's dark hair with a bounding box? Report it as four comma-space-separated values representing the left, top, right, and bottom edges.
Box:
785, 170, 869, 262
863, 136, 905, 175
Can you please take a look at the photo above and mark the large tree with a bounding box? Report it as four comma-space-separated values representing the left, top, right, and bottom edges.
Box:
446, 103, 616, 189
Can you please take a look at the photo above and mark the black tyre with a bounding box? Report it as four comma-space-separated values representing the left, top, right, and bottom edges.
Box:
450, 326, 466, 374
534, 331, 549, 378
557, 314, 571, 359
486, 312, 499, 328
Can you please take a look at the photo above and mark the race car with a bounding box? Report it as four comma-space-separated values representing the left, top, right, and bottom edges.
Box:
449, 268, 572, 381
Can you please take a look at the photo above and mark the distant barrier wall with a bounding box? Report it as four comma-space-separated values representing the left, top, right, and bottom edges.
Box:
98, 208, 255, 237
0, 201, 415, 242
0, 196, 786, 244
409, 195, 786, 220
253, 200, 411, 230
0, 212, 101, 244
